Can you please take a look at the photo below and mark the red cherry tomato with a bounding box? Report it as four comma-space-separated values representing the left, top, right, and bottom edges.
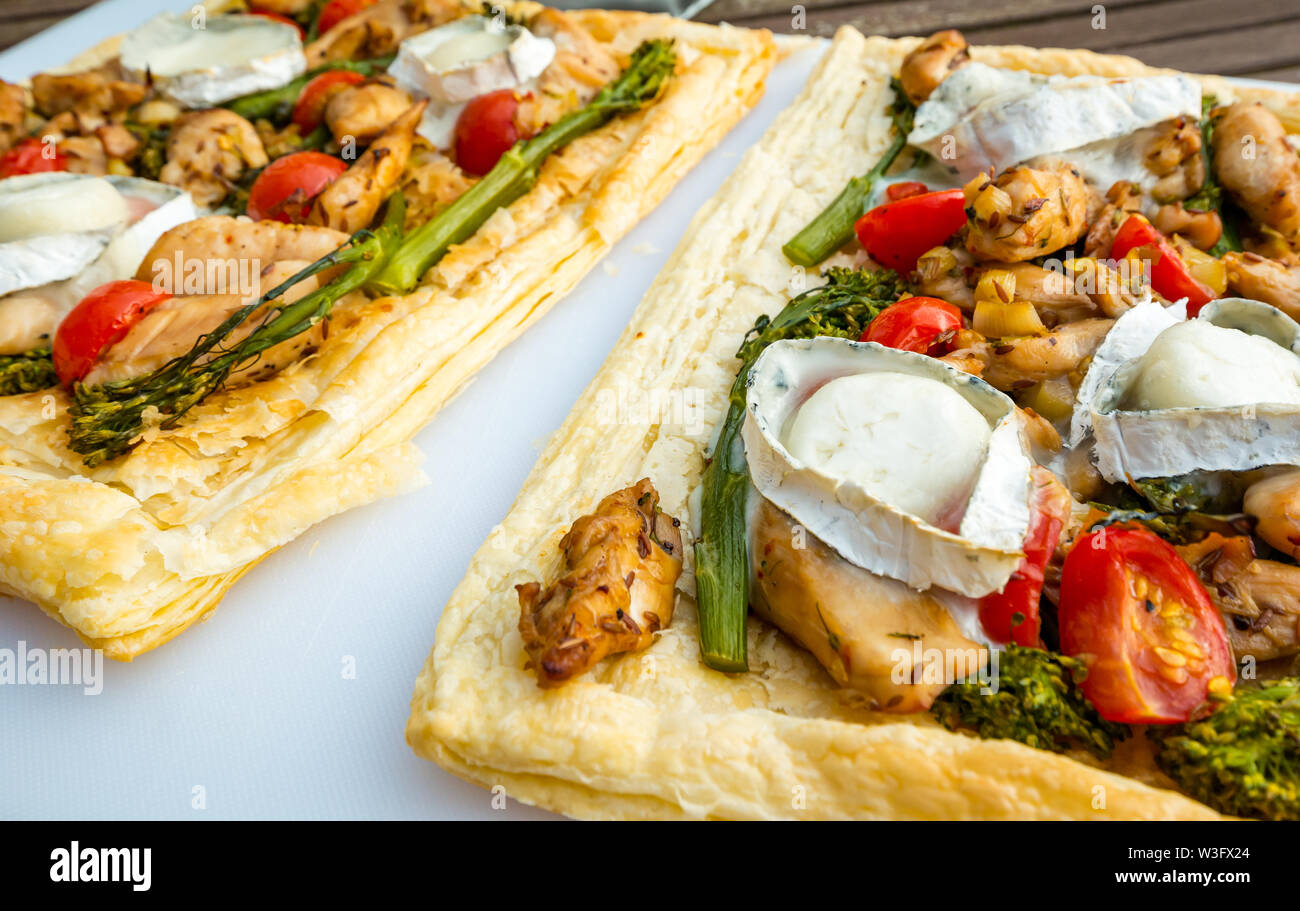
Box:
454, 89, 524, 176
978, 467, 1073, 647
885, 181, 929, 202
1058, 524, 1236, 724
53, 280, 172, 385
246, 151, 348, 223
246, 9, 306, 37
860, 296, 964, 356
316, 0, 378, 35
1111, 215, 1216, 315
0, 137, 67, 179
854, 188, 967, 273
291, 70, 367, 132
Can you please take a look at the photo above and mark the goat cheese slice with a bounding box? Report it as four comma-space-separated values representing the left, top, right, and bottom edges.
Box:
743, 337, 1033, 598
1090, 298, 1300, 480
389, 15, 555, 148
909, 62, 1200, 186
119, 13, 306, 108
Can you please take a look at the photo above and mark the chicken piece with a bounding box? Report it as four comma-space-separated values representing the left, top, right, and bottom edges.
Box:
898, 29, 969, 106
1083, 180, 1143, 258
305, 0, 458, 66
1178, 534, 1300, 663
95, 122, 140, 161
1212, 102, 1300, 244
93, 217, 351, 384
1223, 251, 1300, 322
1244, 468, 1300, 561
1144, 115, 1205, 203
971, 318, 1113, 391
913, 245, 975, 311
0, 80, 26, 153
311, 102, 425, 233
159, 110, 269, 208
516, 479, 682, 688
1153, 201, 1222, 251
750, 498, 987, 712
87, 259, 356, 387
29, 70, 146, 120
0, 292, 61, 355
57, 135, 107, 175
515, 9, 622, 136
1068, 257, 1147, 318
994, 261, 1096, 326
964, 163, 1089, 262
135, 216, 349, 286
324, 79, 413, 147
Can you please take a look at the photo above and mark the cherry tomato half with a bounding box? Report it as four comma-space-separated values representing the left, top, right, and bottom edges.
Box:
246, 151, 348, 223
978, 467, 1073, 647
454, 89, 525, 177
53, 280, 172, 385
1111, 215, 1216, 315
316, 0, 378, 35
292, 70, 366, 132
246, 9, 306, 38
0, 138, 67, 179
854, 188, 967, 273
1058, 524, 1235, 724
885, 181, 929, 202
860, 296, 964, 356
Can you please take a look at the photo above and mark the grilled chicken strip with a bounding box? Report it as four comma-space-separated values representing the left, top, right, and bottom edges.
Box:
750, 498, 987, 713
1212, 101, 1300, 244
1178, 534, 1300, 663
324, 79, 413, 147
1223, 251, 1300, 322
517, 479, 683, 687
159, 109, 268, 208
312, 101, 425, 232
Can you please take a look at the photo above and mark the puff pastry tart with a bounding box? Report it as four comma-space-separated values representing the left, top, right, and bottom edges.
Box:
0, 0, 775, 659
409, 27, 1300, 819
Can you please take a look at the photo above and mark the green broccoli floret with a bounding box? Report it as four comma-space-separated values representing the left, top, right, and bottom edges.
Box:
1150, 679, 1300, 820
931, 645, 1129, 760
0, 347, 57, 397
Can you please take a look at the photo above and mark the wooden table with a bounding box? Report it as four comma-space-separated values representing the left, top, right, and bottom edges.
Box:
2, 0, 1298, 83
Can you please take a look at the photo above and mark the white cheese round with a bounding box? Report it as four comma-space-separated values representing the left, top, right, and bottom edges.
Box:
0, 173, 128, 243
1122, 319, 1300, 410
119, 13, 306, 108
784, 372, 991, 526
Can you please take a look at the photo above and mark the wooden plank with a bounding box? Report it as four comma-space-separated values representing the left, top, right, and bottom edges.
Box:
1242, 64, 1300, 84
698, 0, 1151, 37
0, 15, 70, 53
0, 0, 96, 20
1114, 19, 1300, 76
963, 0, 1295, 50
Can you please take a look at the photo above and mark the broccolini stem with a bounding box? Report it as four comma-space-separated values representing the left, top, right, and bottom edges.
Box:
368, 39, 676, 296
693, 268, 906, 671
68, 195, 406, 467
0, 347, 57, 397
782, 80, 916, 268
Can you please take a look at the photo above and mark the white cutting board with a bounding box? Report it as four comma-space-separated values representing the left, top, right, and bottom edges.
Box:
0, 4, 827, 820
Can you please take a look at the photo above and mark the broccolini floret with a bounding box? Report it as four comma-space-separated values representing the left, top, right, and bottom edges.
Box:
931, 645, 1129, 760
1150, 678, 1300, 820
